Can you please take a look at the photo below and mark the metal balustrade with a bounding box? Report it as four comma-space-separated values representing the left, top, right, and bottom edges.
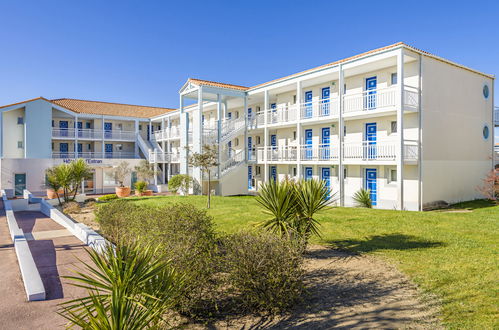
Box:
152, 127, 181, 141
52, 128, 135, 141
52, 151, 137, 159
343, 140, 419, 161
267, 104, 298, 124
343, 86, 397, 113
148, 152, 181, 163
299, 98, 339, 120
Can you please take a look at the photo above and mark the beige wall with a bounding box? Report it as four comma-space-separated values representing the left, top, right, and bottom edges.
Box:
3, 108, 25, 158
421, 57, 494, 205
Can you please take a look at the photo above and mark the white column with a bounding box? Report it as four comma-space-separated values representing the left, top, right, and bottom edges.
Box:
101, 116, 105, 157
75, 115, 79, 158
134, 120, 139, 158
0, 112, 3, 158
148, 120, 152, 141
179, 94, 188, 174
263, 90, 269, 182
192, 87, 203, 189
296, 81, 302, 179
338, 65, 345, 206
217, 94, 222, 179
396, 48, 405, 210
243, 95, 248, 162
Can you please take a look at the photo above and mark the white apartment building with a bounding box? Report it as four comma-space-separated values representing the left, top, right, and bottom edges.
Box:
0, 42, 495, 210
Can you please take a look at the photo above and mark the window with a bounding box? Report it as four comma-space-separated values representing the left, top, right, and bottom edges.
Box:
117, 123, 123, 131
483, 125, 490, 140
293, 131, 296, 140
17, 117, 24, 125
256, 106, 261, 112
256, 136, 261, 144
483, 84, 490, 99
51, 142, 54, 150
391, 73, 397, 85
87, 143, 92, 150
293, 95, 297, 104
256, 166, 261, 175
86, 122, 91, 129
391, 121, 397, 134
389, 169, 397, 183
17, 141, 23, 149
343, 167, 347, 179
52, 120, 54, 127
116, 144, 123, 151
293, 167, 297, 177
343, 84, 347, 94
234, 138, 239, 147
343, 125, 347, 136
139, 125, 142, 130
104, 171, 118, 186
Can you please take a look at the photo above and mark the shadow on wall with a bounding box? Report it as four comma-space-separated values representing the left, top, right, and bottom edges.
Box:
327, 233, 445, 254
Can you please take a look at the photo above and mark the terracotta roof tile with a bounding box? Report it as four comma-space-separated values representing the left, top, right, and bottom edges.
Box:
50, 98, 175, 118
188, 78, 248, 91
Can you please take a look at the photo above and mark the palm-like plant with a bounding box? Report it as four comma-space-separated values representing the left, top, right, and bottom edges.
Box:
59, 242, 180, 329
293, 179, 332, 240
353, 188, 372, 208
46, 163, 73, 204
69, 159, 93, 200
255, 179, 298, 237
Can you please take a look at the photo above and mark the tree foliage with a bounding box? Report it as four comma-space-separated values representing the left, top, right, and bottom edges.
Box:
45, 159, 93, 205
188, 145, 219, 208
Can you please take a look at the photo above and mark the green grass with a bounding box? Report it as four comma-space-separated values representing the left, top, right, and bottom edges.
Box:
126, 195, 499, 329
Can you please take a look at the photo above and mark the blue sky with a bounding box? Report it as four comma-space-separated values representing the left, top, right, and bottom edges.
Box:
1, 0, 498, 137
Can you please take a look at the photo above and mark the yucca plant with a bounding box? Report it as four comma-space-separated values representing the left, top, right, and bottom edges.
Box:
353, 188, 372, 208
58, 242, 180, 329
255, 179, 298, 237
293, 179, 332, 240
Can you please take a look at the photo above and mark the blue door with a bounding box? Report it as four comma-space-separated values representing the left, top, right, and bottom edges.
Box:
247, 136, 252, 160
304, 91, 313, 118
365, 76, 377, 109
365, 123, 377, 159
270, 134, 277, 150
77, 143, 83, 153
86, 122, 91, 129
270, 166, 277, 182
305, 167, 313, 181
321, 87, 330, 116
104, 122, 112, 139
305, 129, 312, 160
248, 166, 253, 189
248, 107, 252, 120
227, 112, 232, 120
14, 174, 26, 196
227, 141, 232, 157
59, 121, 69, 137
60, 143, 69, 157
321, 127, 330, 160
365, 168, 377, 206
270, 103, 276, 112
77, 121, 83, 137
321, 167, 331, 198
105, 143, 113, 158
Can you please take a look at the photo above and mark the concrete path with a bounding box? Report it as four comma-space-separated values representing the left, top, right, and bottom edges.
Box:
0, 207, 91, 329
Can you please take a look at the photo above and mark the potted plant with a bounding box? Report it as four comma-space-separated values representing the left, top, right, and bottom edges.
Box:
134, 181, 150, 196
113, 161, 131, 197
134, 160, 155, 196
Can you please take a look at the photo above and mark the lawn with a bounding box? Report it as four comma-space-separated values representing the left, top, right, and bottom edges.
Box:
127, 195, 498, 329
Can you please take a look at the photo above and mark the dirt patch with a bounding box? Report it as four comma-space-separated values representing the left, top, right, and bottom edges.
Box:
64, 204, 100, 232
182, 245, 441, 329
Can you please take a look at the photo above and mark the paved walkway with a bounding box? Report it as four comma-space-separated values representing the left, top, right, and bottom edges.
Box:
0, 206, 91, 329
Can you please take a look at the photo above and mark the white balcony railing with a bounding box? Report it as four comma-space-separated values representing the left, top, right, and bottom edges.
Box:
299, 97, 339, 120
299, 144, 339, 161
343, 85, 419, 114
149, 152, 181, 163
267, 104, 298, 125
494, 107, 499, 124
52, 151, 137, 159
257, 145, 339, 162
52, 128, 135, 141
343, 140, 418, 161
151, 127, 181, 141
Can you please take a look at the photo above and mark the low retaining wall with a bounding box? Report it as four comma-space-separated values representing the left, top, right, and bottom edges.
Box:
1, 190, 46, 301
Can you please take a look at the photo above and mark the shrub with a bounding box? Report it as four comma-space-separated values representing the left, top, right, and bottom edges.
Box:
222, 231, 305, 313
168, 174, 193, 195
134, 180, 148, 193
353, 188, 372, 208
96, 201, 219, 316
98, 194, 118, 202
63, 201, 81, 214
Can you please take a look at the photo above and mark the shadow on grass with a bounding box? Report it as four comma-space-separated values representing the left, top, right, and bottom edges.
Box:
446, 199, 497, 210
327, 233, 445, 254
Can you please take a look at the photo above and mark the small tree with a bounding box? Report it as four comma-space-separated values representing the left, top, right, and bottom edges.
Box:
134, 159, 155, 183
476, 169, 499, 203
113, 161, 131, 187
45, 159, 92, 205
168, 174, 193, 195
188, 145, 219, 208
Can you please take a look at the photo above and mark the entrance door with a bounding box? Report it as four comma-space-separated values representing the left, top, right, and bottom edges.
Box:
304, 91, 313, 118
305, 129, 312, 160
270, 103, 277, 123
304, 167, 313, 181
59, 120, 69, 137
321, 87, 330, 116
104, 122, 112, 139
105, 143, 113, 158
321, 167, 331, 198
247, 136, 252, 160
365, 168, 377, 206
77, 121, 83, 137
321, 127, 330, 160
131, 171, 137, 189
77, 143, 83, 154
227, 112, 232, 120
14, 173, 26, 196
270, 166, 277, 182
365, 76, 377, 110
247, 107, 252, 120
248, 166, 253, 189
227, 141, 232, 158
60, 143, 69, 157
365, 123, 377, 159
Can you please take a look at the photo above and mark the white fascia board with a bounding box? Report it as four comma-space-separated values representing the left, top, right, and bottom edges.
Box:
200, 86, 246, 98
150, 110, 181, 122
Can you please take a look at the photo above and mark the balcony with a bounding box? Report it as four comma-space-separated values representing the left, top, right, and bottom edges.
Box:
52, 128, 136, 141
148, 151, 181, 163
257, 145, 339, 162
299, 97, 339, 120
52, 151, 137, 159
152, 127, 181, 141
267, 104, 298, 125
343, 85, 419, 114
343, 140, 418, 162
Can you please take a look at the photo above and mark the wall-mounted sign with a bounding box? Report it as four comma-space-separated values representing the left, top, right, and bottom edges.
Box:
63, 159, 103, 164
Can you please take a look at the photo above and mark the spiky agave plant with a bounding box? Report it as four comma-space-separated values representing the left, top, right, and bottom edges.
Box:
353, 188, 372, 208
255, 179, 298, 238
58, 242, 181, 329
